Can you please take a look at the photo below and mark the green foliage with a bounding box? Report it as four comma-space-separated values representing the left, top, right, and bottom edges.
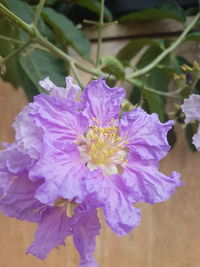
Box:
74, 0, 112, 22
144, 90, 165, 122
117, 38, 163, 63
42, 7, 91, 60
100, 56, 125, 80
186, 32, 200, 41
19, 50, 66, 90
136, 46, 164, 69
130, 86, 141, 106
17, 63, 40, 101
1, 0, 33, 23
0, 0, 68, 98
167, 126, 177, 148
0, 18, 21, 87
185, 123, 198, 152
144, 68, 170, 122
119, 3, 186, 23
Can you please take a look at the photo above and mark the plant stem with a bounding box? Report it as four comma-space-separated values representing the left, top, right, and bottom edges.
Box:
128, 12, 200, 79
0, 2, 199, 88
70, 61, 84, 89
0, 40, 32, 65
36, 32, 103, 76
0, 34, 22, 44
127, 78, 182, 98
33, 0, 46, 27
0, 4, 32, 35
0, 3, 103, 77
95, 0, 104, 67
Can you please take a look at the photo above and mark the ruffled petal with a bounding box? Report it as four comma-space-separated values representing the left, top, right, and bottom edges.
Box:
0, 174, 43, 222
181, 94, 200, 123
30, 142, 89, 204
27, 206, 71, 260
39, 76, 81, 101
71, 204, 100, 267
13, 106, 43, 159
102, 181, 141, 236
0, 172, 15, 196
0, 143, 32, 173
193, 124, 200, 151
121, 152, 183, 204
30, 94, 88, 142
82, 78, 125, 126
119, 108, 173, 161
84, 170, 141, 236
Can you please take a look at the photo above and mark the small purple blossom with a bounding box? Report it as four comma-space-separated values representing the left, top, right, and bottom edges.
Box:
0, 77, 183, 266
182, 94, 200, 151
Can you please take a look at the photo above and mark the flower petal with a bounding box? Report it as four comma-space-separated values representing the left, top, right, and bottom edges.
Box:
119, 107, 173, 161
71, 204, 100, 267
0, 143, 32, 173
30, 142, 89, 204
27, 206, 71, 260
121, 152, 183, 204
102, 181, 141, 236
13, 106, 43, 159
39, 76, 81, 101
0, 173, 43, 222
30, 94, 88, 142
193, 124, 200, 151
84, 170, 141, 236
82, 78, 125, 126
181, 94, 200, 123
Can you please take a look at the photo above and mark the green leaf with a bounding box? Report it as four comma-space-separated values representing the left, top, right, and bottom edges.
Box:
1, 0, 33, 23
19, 50, 67, 93
186, 32, 200, 42
167, 127, 177, 148
74, 0, 112, 22
1, 0, 50, 37
119, 3, 186, 23
117, 38, 163, 62
0, 18, 21, 87
42, 7, 91, 60
46, 0, 57, 5
100, 56, 125, 80
136, 46, 163, 69
142, 68, 171, 122
17, 63, 39, 101
147, 68, 170, 95
185, 123, 197, 152
129, 86, 141, 106
143, 90, 165, 122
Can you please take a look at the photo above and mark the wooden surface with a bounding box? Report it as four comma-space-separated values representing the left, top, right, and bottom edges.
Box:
1, 21, 200, 267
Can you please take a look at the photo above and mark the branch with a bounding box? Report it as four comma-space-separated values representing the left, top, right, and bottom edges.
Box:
95, 0, 104, 67
0, 3, 103, 77
33, 0, 46, 27
0, 34, 22, 44
70, 61, 84, 90
0, 40, 32, 65
0, 4, 32, 35
128, 12, 200, 79
127, 78, 182, 99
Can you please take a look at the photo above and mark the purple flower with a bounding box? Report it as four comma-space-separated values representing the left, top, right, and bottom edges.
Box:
182, 94, 200, 151
0, 77, 183, 266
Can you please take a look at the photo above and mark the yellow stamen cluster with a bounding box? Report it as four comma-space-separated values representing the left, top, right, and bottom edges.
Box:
173, 73, 186, 81
86, 124, 127, 165
181, 61, 200, 72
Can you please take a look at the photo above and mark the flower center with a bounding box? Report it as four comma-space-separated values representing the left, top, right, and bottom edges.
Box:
77, 119, 128, 176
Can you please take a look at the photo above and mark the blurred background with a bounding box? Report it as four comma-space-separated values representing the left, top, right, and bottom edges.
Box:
0, 0, 200, 266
